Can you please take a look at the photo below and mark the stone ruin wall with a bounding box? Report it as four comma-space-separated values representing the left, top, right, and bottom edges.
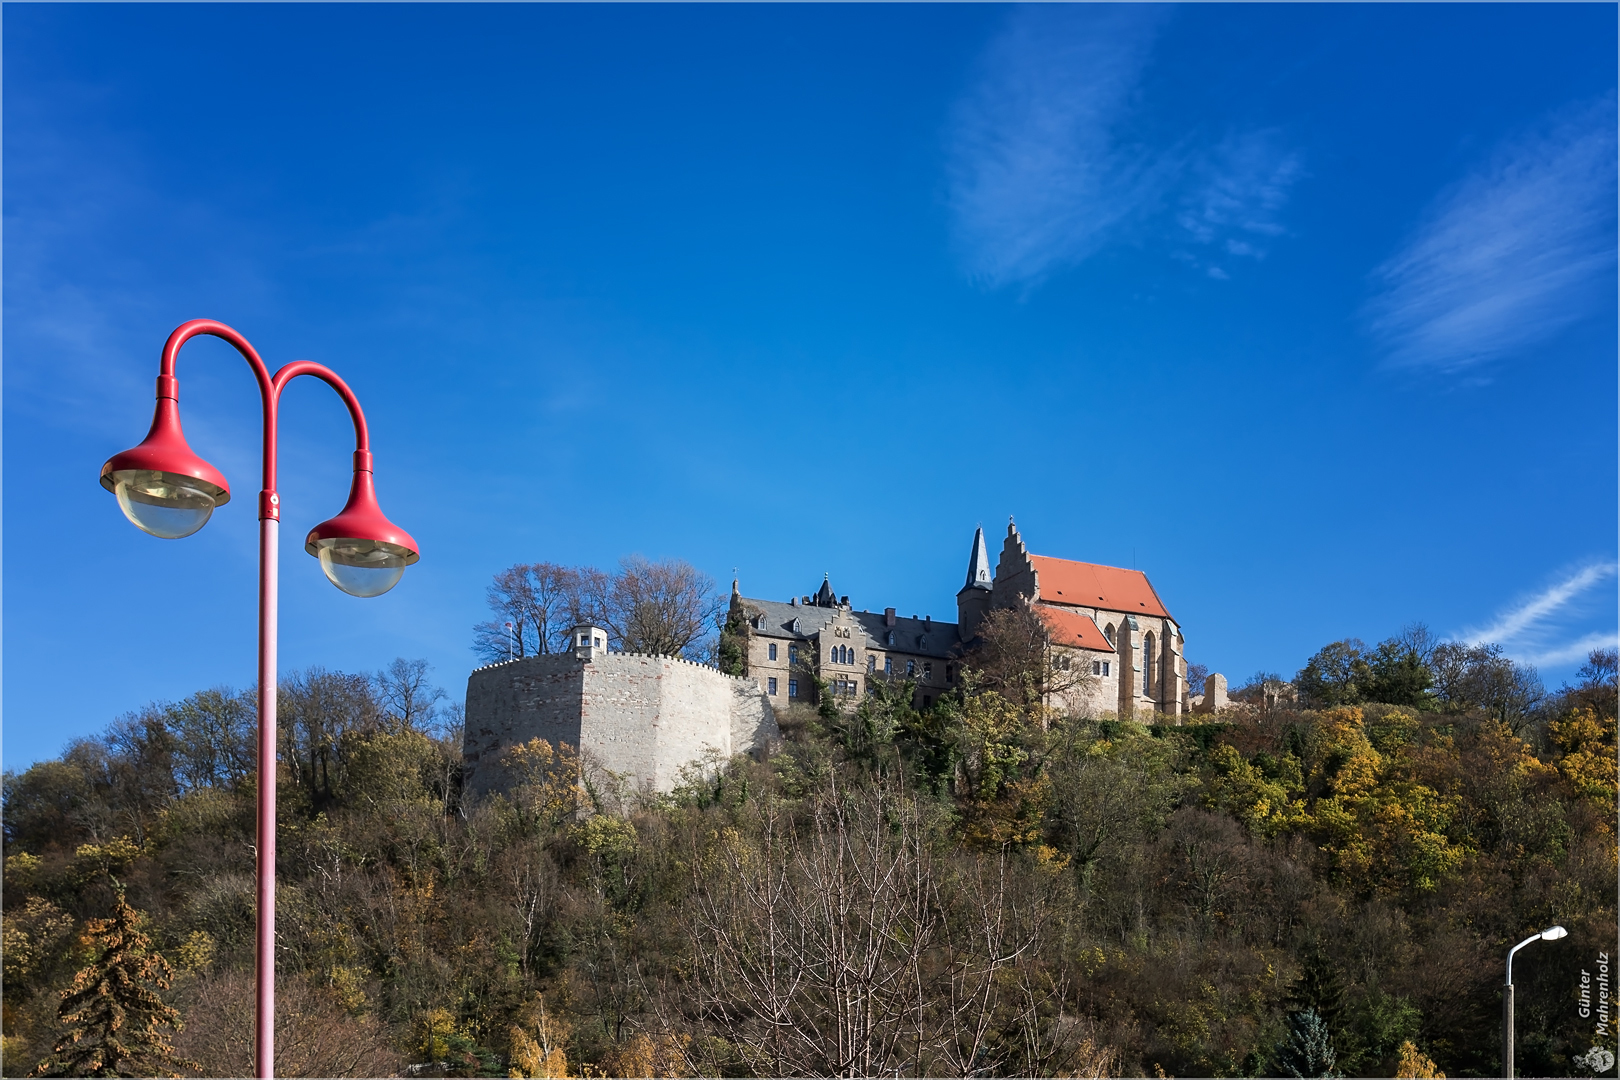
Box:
463, 652, 778, 800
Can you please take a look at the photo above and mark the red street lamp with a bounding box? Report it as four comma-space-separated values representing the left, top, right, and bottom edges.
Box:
99, 319, 418, 1078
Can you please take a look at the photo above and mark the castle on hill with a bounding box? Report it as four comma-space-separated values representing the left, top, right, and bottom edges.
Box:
463, 519, 1212, 798
731, 519, 1193, 719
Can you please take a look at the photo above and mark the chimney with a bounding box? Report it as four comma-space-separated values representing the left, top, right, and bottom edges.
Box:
925, 615, 932, 627
884, 607, 896, 627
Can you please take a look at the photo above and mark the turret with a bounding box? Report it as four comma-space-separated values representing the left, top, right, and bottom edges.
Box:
956, 526, 995, 641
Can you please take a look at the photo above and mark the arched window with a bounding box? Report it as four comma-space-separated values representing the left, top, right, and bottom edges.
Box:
1104, 623, 1116, 647
1144, 631, 1156, 697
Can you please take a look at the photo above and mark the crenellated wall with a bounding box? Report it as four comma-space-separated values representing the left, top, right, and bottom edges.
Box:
462, 651, 778, 801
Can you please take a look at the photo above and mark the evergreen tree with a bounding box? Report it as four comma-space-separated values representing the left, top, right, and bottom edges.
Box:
717, 595, 750, 677
29, 888, 198, 1078
1289, 943, 1348, 1033
1273, 1009, 1342, 1079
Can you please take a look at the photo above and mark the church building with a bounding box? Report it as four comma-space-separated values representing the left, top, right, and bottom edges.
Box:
731, 520, 1187, 719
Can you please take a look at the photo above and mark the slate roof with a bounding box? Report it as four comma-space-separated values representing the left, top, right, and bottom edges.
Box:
740, 596, 964, 660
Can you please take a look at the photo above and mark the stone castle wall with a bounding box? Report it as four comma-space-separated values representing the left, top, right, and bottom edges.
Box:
463, 651, 778, 801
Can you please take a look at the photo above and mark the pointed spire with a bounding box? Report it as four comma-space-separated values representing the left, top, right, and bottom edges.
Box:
963, 526, 993, 591
815, 574, 836, 607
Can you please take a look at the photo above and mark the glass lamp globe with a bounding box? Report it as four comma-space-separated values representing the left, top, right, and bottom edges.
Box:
1541, 926, 1568, 941
311, 536, 413, 598
109, 468, 227, 539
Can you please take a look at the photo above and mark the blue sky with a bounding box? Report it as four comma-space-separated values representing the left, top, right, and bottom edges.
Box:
5, 3, 1616, 767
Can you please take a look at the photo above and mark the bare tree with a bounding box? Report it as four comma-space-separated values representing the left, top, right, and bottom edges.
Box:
374, 658, 446, 734
607, 556, 723, 660
684, 780, 937, 1077
962, 605, 1096, 718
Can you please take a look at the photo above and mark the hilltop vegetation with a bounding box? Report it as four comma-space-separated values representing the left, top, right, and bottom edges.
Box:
3, 637, 1615, 1077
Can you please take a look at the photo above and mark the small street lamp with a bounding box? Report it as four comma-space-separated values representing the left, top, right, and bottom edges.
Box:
1503, 924, 1567, 1078
100, 320, 419, 1078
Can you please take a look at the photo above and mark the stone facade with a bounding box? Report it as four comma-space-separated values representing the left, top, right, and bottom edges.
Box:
462, 628, 778, 801
733, 520, 1195, 721
733, 577, 965, 712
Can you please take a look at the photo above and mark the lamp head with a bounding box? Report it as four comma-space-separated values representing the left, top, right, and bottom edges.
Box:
1541, 926, 1568, 941
100, 379, 230, 539
304, 450, 418, 598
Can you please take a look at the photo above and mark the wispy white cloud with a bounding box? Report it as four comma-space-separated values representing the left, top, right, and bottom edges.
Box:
1174, 129, 1305, 278
1461, 561, 1618, 671
946, 8, 1305, 290
946, 5, 1173, 289
1364, 96, 1618, 374
1519, 630, 1620, 669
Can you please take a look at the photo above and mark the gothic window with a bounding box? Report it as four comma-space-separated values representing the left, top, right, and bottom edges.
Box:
886, 631, 895, 646
769, 643, 777, 661
1144, 632, 1157, 696
1104, 623, 1116, 647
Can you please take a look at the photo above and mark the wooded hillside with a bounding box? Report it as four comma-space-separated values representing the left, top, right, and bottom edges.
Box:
3, 640, 1615, 1077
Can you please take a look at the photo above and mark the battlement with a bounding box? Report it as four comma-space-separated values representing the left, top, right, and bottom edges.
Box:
462, 648, 778, 800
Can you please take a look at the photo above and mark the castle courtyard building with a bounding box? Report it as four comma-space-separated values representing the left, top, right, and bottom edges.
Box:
732, 520, 1187, 719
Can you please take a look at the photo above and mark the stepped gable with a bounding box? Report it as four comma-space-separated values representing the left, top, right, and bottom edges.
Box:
1030, 555, 1172, 620
1035, 605, 1114, 652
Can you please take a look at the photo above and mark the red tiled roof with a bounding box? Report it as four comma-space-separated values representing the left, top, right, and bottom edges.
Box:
1030, 555, 1172, 620
1036, 605, 1115, 652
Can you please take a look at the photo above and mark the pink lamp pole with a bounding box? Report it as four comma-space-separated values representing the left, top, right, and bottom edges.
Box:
99, 319, 419, 1079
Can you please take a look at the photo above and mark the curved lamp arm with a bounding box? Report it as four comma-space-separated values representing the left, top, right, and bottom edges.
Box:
158, 319, 277, 491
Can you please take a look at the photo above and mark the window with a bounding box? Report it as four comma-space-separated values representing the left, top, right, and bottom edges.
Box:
1104, 623, 1115, 647
789, 645, 799, 664
886, 631, 895, 646
946, 664, 955, 683
1092, 660, 1101, 675
906, 660, 916, 676
923, 696, 932, 708
788, 679, 799, 698
867, 655, 876, 672
768, 677, 778, 695
841, 645, 851, 664
1102, 661, 1110, 676
884, 657, 893, 674
769, 643, 778, 661
923, 662, 932, 681
1144, 632, 1157, 696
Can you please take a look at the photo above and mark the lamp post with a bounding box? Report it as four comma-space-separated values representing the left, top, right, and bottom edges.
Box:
99, 319, 419, 1079
1503, 924, 1568, 1078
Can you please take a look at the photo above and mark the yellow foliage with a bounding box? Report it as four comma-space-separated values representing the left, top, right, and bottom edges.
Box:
175, 930, 216, 974
1, 896, 74, 984
1395, 1040, 1444, 1078
509, 995, 571, 1078
593, 1031, 692, 1078
504, 739, 586, 830
417, 1007, 459, 1062
327, 962, 368, 1014
1549, 706, 1618, 803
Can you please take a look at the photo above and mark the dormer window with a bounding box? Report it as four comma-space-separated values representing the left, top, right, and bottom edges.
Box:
886, 631, 895, 646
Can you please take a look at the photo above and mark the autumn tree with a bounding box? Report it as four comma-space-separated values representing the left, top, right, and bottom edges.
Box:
30, 888, 197, 1078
